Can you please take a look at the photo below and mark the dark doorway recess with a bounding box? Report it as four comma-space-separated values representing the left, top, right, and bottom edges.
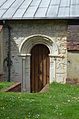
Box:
30, 44, 50, 93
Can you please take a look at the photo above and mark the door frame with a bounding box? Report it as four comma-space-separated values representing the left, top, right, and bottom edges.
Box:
19, 34, 59, 92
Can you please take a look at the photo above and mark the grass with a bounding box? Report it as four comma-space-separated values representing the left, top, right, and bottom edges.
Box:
0, 81, 15, 90
0, 83, 79, 119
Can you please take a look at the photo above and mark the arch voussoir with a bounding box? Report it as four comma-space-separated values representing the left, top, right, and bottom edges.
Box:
19, 34, 58, 55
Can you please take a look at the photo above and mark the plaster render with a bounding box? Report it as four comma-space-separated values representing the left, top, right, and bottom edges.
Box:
67, 51, 79, 82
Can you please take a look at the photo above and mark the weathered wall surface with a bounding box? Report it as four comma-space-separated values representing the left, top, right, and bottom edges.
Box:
3, 20, 67, 83
0, 30, 1, 68
67, 25, 79, 50
67, 25, 79, 83
67, 51, 79, 82
0, 25, 3, 81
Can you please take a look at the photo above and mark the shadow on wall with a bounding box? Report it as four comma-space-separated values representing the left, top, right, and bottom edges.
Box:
3, 28, 22, 82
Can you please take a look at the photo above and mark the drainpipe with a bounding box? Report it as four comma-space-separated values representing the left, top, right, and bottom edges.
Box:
3, 20, 12, 82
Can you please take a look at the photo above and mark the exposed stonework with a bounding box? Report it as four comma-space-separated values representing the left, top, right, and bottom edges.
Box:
20, 34, 59, 91
0, 25, 3, 79
3, 20, 67, 91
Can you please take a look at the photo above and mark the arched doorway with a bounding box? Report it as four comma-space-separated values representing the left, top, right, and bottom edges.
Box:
19, 34, 59, 92
30, 44, 50, 92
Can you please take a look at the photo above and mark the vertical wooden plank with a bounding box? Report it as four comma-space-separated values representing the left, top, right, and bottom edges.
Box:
45, 50, 48, 84
43, 45, 47, 86
30, 53, 32, 92
39, 45, 43, 91
30, 44, 50, 93
34, 45, 39, 92
33, 46, 35, 92
41, 45, 43, 89
31, 48, 35, 92
38, 45, 39, 91
46, 51, 50, 84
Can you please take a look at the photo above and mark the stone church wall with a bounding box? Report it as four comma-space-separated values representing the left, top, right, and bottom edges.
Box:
67, 51, 79, 83
0, 25, 3, 81
3, 20, 67, 83
67, 25, 79, 83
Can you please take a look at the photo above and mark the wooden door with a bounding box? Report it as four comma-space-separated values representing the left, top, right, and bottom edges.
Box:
30, 44, 50, 93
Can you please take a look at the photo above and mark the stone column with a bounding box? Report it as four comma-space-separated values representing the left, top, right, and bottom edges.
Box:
25, 54, 31, 92
19, 54, 31, 92
22, 56, 26, 92
49, 54, 56, 83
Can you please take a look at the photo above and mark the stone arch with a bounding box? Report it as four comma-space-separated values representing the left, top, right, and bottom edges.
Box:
19, 34, 58, 55
19, 34, 59, 92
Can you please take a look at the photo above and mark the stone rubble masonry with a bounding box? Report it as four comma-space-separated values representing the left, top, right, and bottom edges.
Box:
0, 25, 3, 81
3, 20, 67, 83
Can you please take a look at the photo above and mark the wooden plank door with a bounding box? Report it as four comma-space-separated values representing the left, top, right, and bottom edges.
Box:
30, 44, 50, 93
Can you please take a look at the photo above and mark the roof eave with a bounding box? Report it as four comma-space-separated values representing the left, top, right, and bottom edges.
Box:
0, 17, 79, 21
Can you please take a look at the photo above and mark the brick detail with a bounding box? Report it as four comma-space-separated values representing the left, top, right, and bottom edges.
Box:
0, 25, 3, 33
4, 82, 21, 92
67, 25, 79, 50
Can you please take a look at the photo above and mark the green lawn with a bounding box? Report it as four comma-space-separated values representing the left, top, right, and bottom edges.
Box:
0, 83, 79, 119
0, 81, 15, 91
